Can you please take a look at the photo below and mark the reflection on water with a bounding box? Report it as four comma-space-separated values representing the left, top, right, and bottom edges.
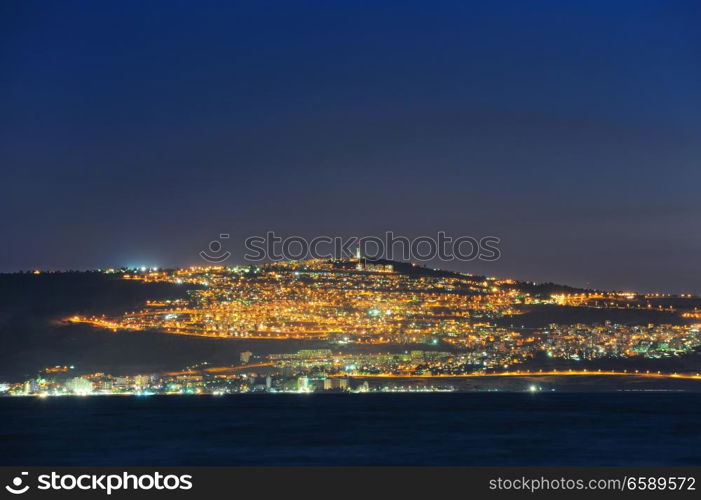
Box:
1, 393, 700, 465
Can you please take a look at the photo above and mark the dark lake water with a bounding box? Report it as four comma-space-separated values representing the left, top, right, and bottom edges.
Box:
1, 393, 700, 465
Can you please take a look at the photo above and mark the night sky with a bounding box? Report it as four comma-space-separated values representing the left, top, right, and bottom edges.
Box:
2, 1, 700, 293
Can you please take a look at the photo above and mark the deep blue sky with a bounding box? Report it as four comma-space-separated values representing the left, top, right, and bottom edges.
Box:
2, 1, 700, 292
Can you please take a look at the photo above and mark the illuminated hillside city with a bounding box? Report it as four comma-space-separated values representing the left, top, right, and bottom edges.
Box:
6, 255, 701, 396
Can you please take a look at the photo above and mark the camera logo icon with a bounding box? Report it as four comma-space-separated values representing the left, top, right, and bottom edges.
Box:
5, 472, 29, 495
200, 233, 231, 263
